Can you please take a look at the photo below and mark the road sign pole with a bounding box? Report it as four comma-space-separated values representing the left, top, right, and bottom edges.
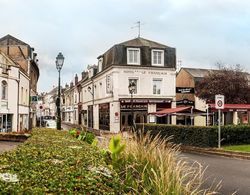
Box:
215, 94, 224, 148
218, 109, 221, 148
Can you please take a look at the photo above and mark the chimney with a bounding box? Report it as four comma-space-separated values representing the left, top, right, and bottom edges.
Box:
81, 71, 88, 80
70, 81, 74, 88
75, 74, 78, 85
65, 83, 69, 88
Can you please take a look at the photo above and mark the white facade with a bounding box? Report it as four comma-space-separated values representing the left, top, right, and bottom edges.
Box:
80, 66, 176, 133
0, 52, 30, 132
19, 71, 30, 130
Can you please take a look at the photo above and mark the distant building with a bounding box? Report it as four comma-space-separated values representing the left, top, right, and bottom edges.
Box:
176, 67, 250, 125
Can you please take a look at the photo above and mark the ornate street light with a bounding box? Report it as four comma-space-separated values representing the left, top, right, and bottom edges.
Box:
87, 85, 94, 128
56, 52, 64, 130
128, 81, 136, 130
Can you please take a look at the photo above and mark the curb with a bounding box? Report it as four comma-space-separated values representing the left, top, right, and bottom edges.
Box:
181, 146, 250, 160
0, 133, 30, 142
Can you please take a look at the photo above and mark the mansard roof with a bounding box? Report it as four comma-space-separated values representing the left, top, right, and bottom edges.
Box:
98, 37, 176, 70
118, 37, 169, 49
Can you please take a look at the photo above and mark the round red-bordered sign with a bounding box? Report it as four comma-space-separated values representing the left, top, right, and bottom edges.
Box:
217, 100, 223, 107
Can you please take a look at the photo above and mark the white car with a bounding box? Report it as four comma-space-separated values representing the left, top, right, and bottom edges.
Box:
45, 120, 57, 129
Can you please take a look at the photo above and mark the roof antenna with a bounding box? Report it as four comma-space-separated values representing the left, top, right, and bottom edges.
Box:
177, 60, 182, 72
131, 21, 143, 38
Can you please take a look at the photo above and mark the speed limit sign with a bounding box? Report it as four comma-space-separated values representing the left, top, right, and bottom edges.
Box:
215, 95, 224, 109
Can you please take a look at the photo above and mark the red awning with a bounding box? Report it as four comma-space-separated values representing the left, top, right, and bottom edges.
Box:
209, 104, 250, 111
149, 106, 205, 117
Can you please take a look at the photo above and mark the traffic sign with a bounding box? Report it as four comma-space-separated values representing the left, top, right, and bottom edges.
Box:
215, 95, 224, 109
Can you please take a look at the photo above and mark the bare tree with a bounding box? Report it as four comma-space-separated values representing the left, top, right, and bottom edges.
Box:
196, 64, 250, 104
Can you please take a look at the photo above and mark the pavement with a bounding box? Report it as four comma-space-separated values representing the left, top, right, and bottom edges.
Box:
0, 141, 21, 154
182, 152, 250, 195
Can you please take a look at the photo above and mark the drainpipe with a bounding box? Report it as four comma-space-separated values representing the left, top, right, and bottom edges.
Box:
17, 71, 20, 132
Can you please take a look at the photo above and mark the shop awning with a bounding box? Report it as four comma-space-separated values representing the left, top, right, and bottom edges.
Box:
149, 106, 205, 117
209, 104, 250, 112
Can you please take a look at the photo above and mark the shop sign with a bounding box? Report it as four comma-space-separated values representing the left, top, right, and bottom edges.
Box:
120, 104, 148, 110
106, 74, 113, 93
120, 98, 171, 104
176, 99, 194, 106
176, 87, 194, 94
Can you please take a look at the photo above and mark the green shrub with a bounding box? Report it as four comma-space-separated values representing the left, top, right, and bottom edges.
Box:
136, 124, 250, 147
0, 128, 123, 194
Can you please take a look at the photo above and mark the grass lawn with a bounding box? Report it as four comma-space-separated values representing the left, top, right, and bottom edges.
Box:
223, 145, 250, 152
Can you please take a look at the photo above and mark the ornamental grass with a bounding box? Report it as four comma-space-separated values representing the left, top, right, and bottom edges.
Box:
112, 133, 220, 194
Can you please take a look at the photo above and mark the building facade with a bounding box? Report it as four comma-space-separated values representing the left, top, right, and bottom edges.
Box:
176, 67, 250, 126
0, 35, 40, 130
0, 51, 30, 132
61, 37, 176, 132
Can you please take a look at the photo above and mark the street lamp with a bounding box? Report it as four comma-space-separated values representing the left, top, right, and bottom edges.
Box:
56, 52, 64, 130
87, 85, 94, 128
128, 81, 136, 130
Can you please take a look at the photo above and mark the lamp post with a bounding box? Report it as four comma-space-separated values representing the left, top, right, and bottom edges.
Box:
128, 81, 136, 130
87, 85, 94, 128
55, 52, 64, 130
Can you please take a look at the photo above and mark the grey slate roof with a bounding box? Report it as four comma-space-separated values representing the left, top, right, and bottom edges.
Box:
181, 68, 215, 78
118, 37, 168, 49
98, 37, 176, 70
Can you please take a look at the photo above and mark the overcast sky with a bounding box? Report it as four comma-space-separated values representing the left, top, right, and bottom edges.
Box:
1, 0, 250, 92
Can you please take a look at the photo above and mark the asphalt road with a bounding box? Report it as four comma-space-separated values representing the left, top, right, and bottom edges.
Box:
182, 152, 250, 195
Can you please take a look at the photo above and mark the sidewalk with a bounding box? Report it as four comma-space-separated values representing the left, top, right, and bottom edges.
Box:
0, 141, 21, 154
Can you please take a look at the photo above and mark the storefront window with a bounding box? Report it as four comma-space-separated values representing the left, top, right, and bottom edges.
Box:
0, 114, 12, 132
99, 103, 110, 131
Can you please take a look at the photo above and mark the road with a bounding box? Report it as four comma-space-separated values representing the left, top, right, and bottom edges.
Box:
182, 152, 250, 195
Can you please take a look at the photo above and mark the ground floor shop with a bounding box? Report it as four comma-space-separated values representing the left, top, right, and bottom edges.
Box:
79, 98, 174, 133
0, 114, 13, 132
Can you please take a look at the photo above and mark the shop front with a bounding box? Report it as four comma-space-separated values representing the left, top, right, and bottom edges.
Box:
99, 103, 110, 131
0, 114, 13, 132
120, 98, 172, 130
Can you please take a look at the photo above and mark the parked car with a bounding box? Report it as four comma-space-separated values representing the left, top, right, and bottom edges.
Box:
45, 120, 57, 129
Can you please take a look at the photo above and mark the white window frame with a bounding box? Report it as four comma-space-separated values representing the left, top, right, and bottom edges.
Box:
153, 78, 162, 95
151, 49, 164, 66
128, 78, 139, 94
127, 48, 140, 65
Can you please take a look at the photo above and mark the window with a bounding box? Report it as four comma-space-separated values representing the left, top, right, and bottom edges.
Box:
25, 89, 28, 105
74, 93, 77, 104
153, 79, 162, 94
1, 81, 7, 100
128, 78, 138, 94
127, 48, 140, 65
152, 49, 164, 66
21, 87, 23, 103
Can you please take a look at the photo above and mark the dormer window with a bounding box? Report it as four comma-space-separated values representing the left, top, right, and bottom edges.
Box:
152, 49, 164, 66
127, 48, 140, 65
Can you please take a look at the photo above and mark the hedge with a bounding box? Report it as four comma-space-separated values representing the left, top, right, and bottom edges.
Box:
136, 124, 250, 147
0, 128, 123, 194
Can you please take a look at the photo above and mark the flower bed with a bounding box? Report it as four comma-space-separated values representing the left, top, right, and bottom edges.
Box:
0, 128, 122, 194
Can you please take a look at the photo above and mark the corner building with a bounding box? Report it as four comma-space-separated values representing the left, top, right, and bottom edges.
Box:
79, 37, 176, 133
